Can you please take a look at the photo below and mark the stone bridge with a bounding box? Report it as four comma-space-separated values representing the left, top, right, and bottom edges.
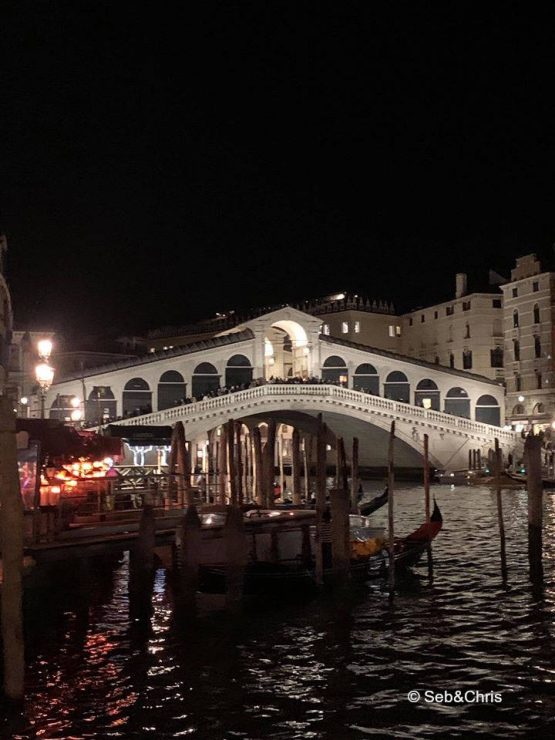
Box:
113, 383, 517, 470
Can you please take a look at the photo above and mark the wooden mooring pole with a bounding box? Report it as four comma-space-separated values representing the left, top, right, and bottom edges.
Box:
494, 438, 508, 584
224, 506, 248, 611
176, 504, 202, 614
252, 426, 263, 506
350, 437, 359, 513
423, 433, 433, 579
315, 420, 327, 585
292, 427, 302, 505
525, 434, 543, 583
387, 420, 396, 593
129, 497, 156, 619
227, 419, 237, 507
218, 426, 227, 504
330, 487, 350, 582
0, 397, 25, 700
263, 419, 277, 508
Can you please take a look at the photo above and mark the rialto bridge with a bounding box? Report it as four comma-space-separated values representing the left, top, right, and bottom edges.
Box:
46, 307, 517, 470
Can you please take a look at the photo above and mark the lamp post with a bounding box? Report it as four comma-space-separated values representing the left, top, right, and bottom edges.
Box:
35, 339, 54, 419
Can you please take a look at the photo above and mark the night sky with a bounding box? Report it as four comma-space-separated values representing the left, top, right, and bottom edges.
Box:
2, 3, 555, 339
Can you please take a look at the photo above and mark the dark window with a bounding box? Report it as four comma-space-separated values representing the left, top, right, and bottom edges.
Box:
490, 347, 504, 367
537, 372, 542, 389
462, 350, 472, 369
533, 281, 539, 292
449, 353, 455, 368
533, 303, 540, 323
513, 339, 520, 361
462, 301, 471, 311
512, 287, 518, 298
421, 314, 425, 323
492, 299, 502, 308
515, 374, 521, 392
446, 306, 454, 316
434, 355, 440, 364
409, 318, 413, 326
513, 310, 519, 328
465, 323, 471, 338
434, 311, 438, 319
535, 335, 541, 358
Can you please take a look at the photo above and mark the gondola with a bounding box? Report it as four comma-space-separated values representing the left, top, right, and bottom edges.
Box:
392, 500, 443, 568
506, 472, 555, 489
359, 486, 388, 516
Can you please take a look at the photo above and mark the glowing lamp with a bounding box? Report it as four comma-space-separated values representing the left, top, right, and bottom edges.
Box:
518, 395, 525, 403
70, 409, 82, 422
422, 398, 432, 409
35, 362, 54, 388
37, 339, 53, 360
70, 396, 81, 408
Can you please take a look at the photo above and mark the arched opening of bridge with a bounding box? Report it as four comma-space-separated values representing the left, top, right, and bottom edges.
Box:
88, 386, 117, 423
158, 370, 186, 410
192, 362, 220, 399
475, 394, 501, 426
122, 378, 152, 417
322, 355, 348, 386
384, 371, 410, 402
264, 320, 309, 380
353, 363, 379, 394
444, 386, 470, 419
415, 378, 440, 410
225, 354, 253, 387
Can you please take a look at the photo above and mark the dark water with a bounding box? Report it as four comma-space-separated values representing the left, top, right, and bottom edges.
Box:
3, 485, 555, 739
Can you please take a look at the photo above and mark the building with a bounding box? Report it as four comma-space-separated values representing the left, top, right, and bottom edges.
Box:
500, 254, 555, 429
400, 273, 504, 382
0, 234, 15, 397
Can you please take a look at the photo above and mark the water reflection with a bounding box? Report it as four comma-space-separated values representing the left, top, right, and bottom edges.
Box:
4, 485, 555, 738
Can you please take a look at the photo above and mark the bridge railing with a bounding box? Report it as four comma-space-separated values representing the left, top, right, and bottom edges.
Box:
112, 384, 516, 443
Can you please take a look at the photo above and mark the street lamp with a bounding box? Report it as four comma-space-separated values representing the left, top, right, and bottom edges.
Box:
35, 339, 55, 419
35, 363, 54, 418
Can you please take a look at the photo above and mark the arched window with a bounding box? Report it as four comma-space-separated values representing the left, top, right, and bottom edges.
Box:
322, 355, 348, 385
87, 386, 117, 423
122, 378, 152, 417
225, 354, 253, 388
158, 370, 186, 410
475, 394, 500, 426
384, 371, 410, 403
534, 303, 540, 324
513, 309, 519, 328
192, 362, 220, 398
533, 402, 546, 415
513, 339, 520, 361
353, 363, 379, 395
444, 387, 470, 419
414, 378, 440, 410
512, 404, 525, 416
49, 394, 77, 421
534, 335, 541, 358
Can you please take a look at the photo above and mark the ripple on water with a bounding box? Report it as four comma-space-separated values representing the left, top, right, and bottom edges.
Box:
4, 485, 555, 738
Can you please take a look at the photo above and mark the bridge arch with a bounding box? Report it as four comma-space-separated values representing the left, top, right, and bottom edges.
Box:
158, 370, 186, 410
475, 394, 501, 426
322, 355, 348, 385
192, 362, 220, 399
264, 319, 309, 380
384, 371, 410, 403
353, 363, 379, 394
444, 386, 470, 419
415, 378, 440, 410
225, 354, 253, 387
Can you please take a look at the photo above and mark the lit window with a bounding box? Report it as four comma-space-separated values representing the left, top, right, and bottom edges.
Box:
395, 326, 401, 336
389, 325, 395, 337
354, 321, 360, 334
341, 322, 349, 334
323, 323, 330, 335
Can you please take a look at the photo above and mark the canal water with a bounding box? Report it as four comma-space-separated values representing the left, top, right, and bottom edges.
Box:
2, 484, 555, 738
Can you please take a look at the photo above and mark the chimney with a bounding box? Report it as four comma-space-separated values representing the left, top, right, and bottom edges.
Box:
455, 273, 467, 298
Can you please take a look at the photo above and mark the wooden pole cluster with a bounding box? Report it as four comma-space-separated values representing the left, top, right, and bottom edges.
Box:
525, 434, 543, 583
0, 397, 25, 700
494, 438, 508, 584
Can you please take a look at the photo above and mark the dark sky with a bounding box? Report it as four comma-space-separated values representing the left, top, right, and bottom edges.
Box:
2, 2, 555, 338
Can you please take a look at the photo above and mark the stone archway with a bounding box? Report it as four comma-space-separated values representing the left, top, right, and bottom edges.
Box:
264, 319, 309, 380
